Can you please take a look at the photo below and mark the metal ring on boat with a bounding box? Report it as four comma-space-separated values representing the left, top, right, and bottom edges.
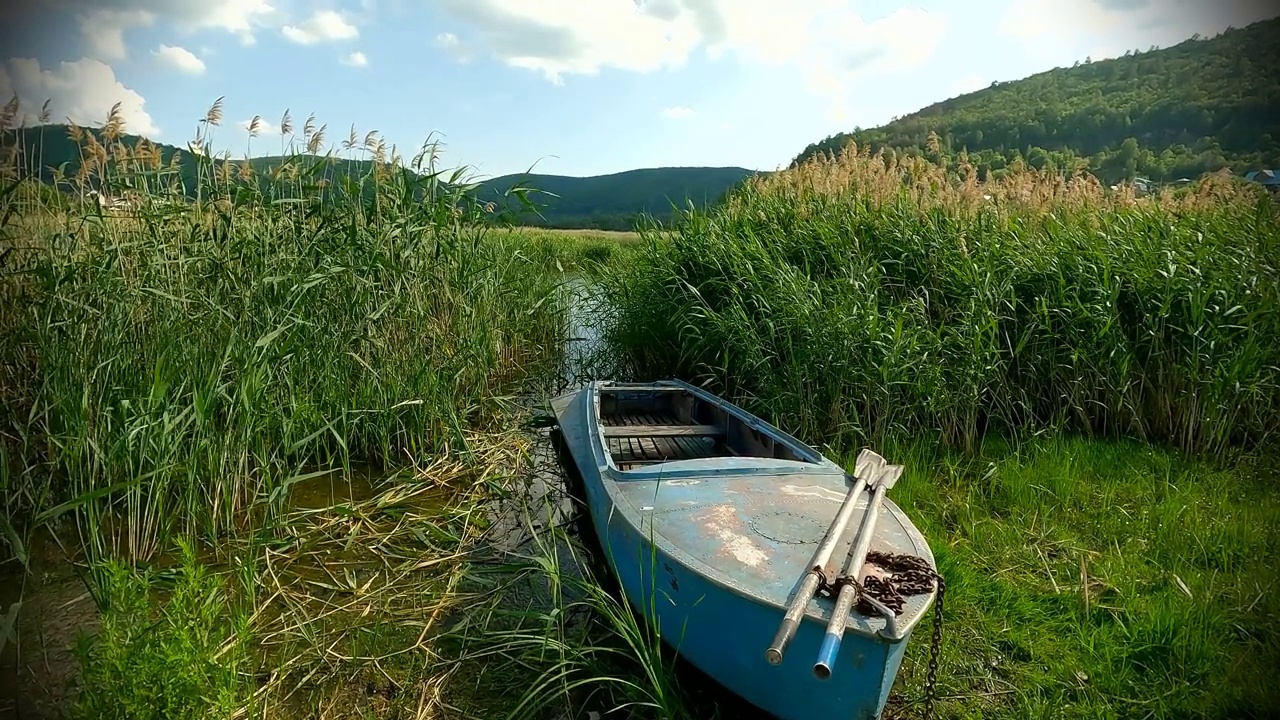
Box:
749, 511, 828, 545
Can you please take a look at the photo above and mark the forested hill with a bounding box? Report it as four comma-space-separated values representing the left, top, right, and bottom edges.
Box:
794, 17, 1280, 184
471, 167, 756, 230
3, 124, 754, 229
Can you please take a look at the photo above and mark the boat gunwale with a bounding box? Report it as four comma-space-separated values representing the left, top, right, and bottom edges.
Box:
573, 380, 938, 642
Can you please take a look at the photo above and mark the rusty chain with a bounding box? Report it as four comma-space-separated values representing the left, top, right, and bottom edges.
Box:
806, 551, 947, 719
859, 551, 945, 720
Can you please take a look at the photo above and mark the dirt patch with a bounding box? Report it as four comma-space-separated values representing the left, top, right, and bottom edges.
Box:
0, 532, 98, 720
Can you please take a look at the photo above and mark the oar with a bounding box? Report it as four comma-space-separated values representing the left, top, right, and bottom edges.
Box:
812, 460, 903, 680
764, 448, 885, 666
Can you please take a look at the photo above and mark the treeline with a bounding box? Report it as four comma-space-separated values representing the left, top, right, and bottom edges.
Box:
2, 122, 756, 230
471, 167, 756, 230
505, 213, 653, 232
795, 17, 1280, 184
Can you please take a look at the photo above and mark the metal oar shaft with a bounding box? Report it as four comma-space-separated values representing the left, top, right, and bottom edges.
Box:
847, 483, 890, 584
813, 467, 900, 680
764, 476, 866, 665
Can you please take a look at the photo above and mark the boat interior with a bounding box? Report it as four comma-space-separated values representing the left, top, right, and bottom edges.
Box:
597, 384, 820, 470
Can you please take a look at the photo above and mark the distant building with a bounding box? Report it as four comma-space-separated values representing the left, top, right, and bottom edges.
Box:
87, 189, 137, 212
1244, 169, 1280, 191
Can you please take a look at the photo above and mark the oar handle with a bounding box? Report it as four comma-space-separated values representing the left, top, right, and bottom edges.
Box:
765, 572, 821, 665
846, 485, 889, 582
813, 582, 859, 679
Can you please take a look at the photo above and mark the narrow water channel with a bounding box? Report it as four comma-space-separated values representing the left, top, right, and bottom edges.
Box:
498, 277, 776, 720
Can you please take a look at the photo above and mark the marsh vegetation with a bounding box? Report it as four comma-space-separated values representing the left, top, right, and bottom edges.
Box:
2, 101, 1277, 719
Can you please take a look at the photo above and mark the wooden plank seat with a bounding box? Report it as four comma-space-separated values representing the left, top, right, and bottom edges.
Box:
601, 424, 725, 438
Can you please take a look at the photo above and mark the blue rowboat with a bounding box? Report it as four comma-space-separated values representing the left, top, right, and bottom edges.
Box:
550, 379, 939, 720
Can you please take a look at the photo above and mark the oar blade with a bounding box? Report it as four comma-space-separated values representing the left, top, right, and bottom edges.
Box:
875, 464, 904, 490
853, 448, 885, 482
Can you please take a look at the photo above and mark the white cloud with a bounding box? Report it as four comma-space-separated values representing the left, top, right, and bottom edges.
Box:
153, 44, 206, 74
342, 51, 369, 67
282, 10, 359, 44
434, 0, 946, 116
199, 0, 277, 39
662, 105, 694, 119
795, 6, 946, 122
238, 117, 281, 136
79, 8, 155, 60
999, 0, 1280, 63
950, 73, 987, 97
435, 32, 473, 62
0, 57, 158, 136
58, 0, 276, 59
436, 0, 701, 80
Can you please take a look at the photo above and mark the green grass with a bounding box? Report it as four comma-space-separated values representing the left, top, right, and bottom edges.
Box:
72, 541, 254, 720
500, 226, 645, 274
875, 435, 1279, 719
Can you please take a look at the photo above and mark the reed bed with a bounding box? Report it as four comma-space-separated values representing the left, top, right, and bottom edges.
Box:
601, 144, 1280, 455
0, 99, 676, 720
1, 101, 568, 565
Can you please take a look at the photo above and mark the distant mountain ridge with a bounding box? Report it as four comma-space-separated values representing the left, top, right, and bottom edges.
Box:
794, 16, 1280, 184
472, 166, 757, 230
2, 124, 756, 230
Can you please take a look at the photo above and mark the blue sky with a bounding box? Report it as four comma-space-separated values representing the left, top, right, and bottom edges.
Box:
2, 0, 1277, 179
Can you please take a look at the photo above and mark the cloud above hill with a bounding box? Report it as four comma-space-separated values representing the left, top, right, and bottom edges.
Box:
0, 56, 158, 135
433, 0, 946, 119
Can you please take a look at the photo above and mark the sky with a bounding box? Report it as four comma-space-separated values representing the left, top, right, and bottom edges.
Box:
1, 0, 1277, 179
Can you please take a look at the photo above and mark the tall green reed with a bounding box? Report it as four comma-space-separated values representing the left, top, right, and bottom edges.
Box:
0, 99, 567, 562
601, 145, 1280, 455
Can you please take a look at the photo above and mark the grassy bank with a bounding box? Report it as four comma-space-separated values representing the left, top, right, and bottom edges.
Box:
0, 103, 588, 718
596, 147, 1280, 717
500, 226, 644, 273
879, 436, 1278, 719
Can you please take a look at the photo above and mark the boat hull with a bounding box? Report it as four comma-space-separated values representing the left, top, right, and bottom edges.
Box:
552, 381, 931, 720
585, 480, 909, 720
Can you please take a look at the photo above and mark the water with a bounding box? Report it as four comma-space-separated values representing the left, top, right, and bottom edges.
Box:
560, 274, 612, 391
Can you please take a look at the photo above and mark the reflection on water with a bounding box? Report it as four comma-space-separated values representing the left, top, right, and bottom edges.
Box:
561, 274, 609, 391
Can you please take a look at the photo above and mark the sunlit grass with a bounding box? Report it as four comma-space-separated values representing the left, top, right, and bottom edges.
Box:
496, 226, 645, 274
0, 100, 568, 565
872, 435, 1279, 719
